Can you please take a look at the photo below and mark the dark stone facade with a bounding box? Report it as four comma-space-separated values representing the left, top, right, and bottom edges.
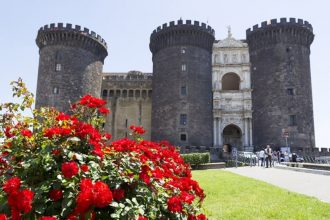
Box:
35, 23, 108, 112
247, 18, 315, 149
34, 18, 316, 150
149, 20, 215, 147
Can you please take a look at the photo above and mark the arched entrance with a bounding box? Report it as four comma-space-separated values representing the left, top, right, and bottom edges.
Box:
223, 124, 242, 150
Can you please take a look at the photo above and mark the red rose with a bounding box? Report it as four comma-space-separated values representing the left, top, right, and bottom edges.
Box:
112, 188, 125, 201
93, 181, 113, 208
180, 191, 195, 204
39, 217, 57, 220
8, 189, 34, 214
56, 112, 70, 121
104, 133, 112, 140
61, 162, 79, 179
129, 125, 146, 135
138, 217, 148, 220
139, 165, 151, 184
0, 214, 7, 220
51, 149, 61, 156
3, 177, 21, 194
98, 107, 110, 114
167, 196, 183, 213
49, 189, 63, 201
18, 189, 34, 213
66, 213, 79, 220
4, 127, 15, 138
76, 190, 94, 214
80, 178, 93, 191
80, 164, 89, 172
21, 129, 33, 137
197, 214, 207, 220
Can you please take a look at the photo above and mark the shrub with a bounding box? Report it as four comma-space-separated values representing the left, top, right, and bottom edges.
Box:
181, 153, 210, 167
0, 79, 207, 220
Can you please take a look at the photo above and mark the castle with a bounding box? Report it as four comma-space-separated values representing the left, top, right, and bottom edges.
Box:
35, 18, 315, 154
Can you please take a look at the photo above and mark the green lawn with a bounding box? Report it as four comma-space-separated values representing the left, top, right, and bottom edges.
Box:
193, 170, 330, 220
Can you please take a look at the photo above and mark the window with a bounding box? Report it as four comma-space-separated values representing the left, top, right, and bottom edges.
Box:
181, 86, 187, 96
122, 90, 127, 98
180, 114, 187, 125
102, 89, 108, 97
180, 133, 187, 142
181, 64, 186, 71
214, 54, 219, 63
241, 54, 246, 63
55, 63, 62, 72
129, 90, 134, 97
181, 48, 186, 54
289, 115, 297, 126
223, 54, 228, 63
232, 54, 238, 63
53, 87, 59, 94
287, 88, 294, 95
135, 90, 140, 97
222, 72, 240, 90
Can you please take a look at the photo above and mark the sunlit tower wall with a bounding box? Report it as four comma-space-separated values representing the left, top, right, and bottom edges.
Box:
150, 20, 215, 147
35, 23, 108, 112
246, 18, 315, 149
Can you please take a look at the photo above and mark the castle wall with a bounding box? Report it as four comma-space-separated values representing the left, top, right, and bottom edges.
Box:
101, 72, 152, 140
150, 20, 215, 147
35, 23, 107, 112
247, 18, 315, 149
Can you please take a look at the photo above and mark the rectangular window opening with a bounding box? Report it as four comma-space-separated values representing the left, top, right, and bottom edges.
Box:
55, 63, 62, 72
289, 115, 297, 126
53, 87, 59, 94
181, 86, 187, 96
287, 88, 294, 95
180, 114, 187, 125
181, 64, 186, 71
180, 133, 187, 142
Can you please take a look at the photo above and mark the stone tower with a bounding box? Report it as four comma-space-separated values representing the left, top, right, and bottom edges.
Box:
246, 18, 315, 149
150, 20, 215, 147
35, 23, 108, 112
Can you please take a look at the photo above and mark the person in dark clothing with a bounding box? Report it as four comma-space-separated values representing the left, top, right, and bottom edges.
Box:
292, 153, 297, 162
265, 145, 272, 168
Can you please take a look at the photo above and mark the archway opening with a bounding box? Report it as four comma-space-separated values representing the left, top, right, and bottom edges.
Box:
223, 124, 242, 150
222, 72, 240, 90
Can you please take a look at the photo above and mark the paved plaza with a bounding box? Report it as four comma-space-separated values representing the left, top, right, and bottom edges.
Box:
226, 166, 330, 203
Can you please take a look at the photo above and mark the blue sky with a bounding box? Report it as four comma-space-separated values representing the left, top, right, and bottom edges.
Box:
0, 0, 329, 148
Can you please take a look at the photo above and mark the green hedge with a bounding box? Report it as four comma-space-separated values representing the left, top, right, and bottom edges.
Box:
181, 152, 210, 167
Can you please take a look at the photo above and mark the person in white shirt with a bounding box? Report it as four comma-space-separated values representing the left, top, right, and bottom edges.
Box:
259, 149, 265, 167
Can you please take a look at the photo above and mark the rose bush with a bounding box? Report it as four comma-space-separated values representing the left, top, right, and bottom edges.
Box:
0, 79, 206, 219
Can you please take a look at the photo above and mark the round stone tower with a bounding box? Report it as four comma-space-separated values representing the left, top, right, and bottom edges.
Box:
35, 23, 108, 112
150, 20, 215, 147
246, 18, 315, 149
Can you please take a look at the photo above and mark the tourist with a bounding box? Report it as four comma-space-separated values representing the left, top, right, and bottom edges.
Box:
292, 153, 297, 162
259, 148, 265, 167
265, 145, 272, 168
284, 151, 289, 162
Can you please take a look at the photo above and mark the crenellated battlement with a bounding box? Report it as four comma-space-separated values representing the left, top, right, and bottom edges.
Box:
150, 19, 215, 54
246, 18, 313, 35
103, 71, 153, 81
246, 18, 314, 50
36, 23, 108, 61
151, 19, 215, 36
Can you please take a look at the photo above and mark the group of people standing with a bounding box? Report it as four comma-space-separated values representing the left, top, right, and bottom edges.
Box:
257, 145, 281, 168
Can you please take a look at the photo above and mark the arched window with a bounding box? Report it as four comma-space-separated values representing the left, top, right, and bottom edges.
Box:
222, 72, 240, 90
